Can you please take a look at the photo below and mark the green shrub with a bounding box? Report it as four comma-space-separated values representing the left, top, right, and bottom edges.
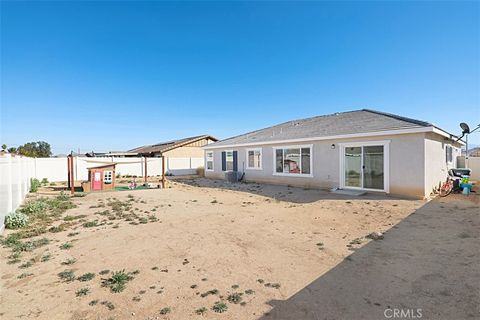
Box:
77, 272, 95, 282
56, 191, 70, 201
21, 200, 49, 215
58, 270, 76, 282
76, 287, 90, 297
30, 178, 41, 192
5, 212, 29, 229
41, 178, 49, 185
212, 302, 228, 313
101, 270, 136, 293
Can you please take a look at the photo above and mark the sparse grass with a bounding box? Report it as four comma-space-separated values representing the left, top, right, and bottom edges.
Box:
101, 300, 115, 310
132, 296, 141, 302
89, 299, 99, 306
64, 215, 87, 221
82, 221, 98, 228
264, 282, 281, 289
195, 307, 207, 315
19, 261, 33, 269
60, 242, 73, 250
17, 272, 33, 279
159, 307, 171, 315
200, 289, 219, 298
76, 287, 90, 297
58, 270, 76, 282
49, 225, 65, 233
99, 269, 110, 275
67, 232, 80, 237
231, 284, 239, 289
102, 270, 135, 293
41, 254, 51, 262
212, 302, 228, 313
78, 272, 95, 282
227, 292, 243, 304
3, 237, 50, 253
245, 289, 254, 295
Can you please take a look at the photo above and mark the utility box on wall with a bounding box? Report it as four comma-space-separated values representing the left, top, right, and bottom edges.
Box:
81, 163, 116, 192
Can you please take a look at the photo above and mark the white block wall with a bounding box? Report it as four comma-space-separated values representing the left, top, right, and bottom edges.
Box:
0, 155, 34, 232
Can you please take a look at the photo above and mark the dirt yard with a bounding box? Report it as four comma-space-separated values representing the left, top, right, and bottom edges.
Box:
0, 178, 477, 320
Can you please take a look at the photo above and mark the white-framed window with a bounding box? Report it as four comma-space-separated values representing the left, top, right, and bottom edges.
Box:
446, 145, 453, 163
225, 150, 234, 171
246, 148, 262, 170
206, 151, 214, 171
104, 171, 113, 184
273, 145, 312, 176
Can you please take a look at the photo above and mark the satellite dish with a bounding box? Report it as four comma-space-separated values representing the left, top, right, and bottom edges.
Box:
460, 122, 470, 134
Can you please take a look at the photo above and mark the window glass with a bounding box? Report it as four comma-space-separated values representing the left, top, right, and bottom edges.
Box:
275, 147, 311, 175
446, 146, 453, 163
301, 148, 311, 174
275, 149, 283, 173
226, 151, 234, 171
104, 171, 113, 184
247, 149, 262, 168
284, 148, 301, 173
206, 152, 214, 170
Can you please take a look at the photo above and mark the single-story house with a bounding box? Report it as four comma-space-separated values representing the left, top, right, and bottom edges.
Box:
203, 109, 463, 199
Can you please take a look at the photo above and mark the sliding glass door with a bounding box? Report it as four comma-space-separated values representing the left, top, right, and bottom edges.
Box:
343, 144, 385, 191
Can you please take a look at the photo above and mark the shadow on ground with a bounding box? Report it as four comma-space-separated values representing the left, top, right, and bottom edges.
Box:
172, 177, 410, 204
257, 193, 480, 320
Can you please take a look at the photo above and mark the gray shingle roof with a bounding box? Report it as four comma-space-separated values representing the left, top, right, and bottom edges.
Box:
208, 109, 435, 147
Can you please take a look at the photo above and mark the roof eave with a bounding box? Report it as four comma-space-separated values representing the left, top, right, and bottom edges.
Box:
203, 126, 464, 149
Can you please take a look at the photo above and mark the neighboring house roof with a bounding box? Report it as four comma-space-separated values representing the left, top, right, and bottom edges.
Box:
129, 135, 218, 155
205, 109, 460, 149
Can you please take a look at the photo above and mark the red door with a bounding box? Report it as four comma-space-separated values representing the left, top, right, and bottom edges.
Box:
92, 170, 103, 191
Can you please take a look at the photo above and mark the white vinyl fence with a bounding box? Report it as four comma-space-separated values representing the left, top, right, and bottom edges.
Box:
457, 156, 480, 180
0, 155, 35, 232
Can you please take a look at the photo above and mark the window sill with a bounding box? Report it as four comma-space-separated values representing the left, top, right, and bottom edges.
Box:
272, 172, 313, 178
246, 167, 263, 171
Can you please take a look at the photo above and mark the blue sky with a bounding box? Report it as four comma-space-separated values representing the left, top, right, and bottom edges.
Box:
1, 1, 479, 154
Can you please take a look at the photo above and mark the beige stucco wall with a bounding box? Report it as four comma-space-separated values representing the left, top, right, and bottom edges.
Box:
205, 133, 431, 198
163, 138, 216, 158
424, 133, 462, 195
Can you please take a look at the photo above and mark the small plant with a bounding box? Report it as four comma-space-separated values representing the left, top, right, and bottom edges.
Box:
159, 307, 171, 315
58, 270, 76, 282
41, 254, 51, 262
212, 302, 228, 313
257, 279, 264, 284
132, 296, 141, 302
41, 178, 49, 185
76, 287, 90, 297
89, 299, 99, 306
5, 212, 29, 229
195, 307, 207, 315
82, 221, 98, 228
102, 269, 135, 293
200, 289, 219, 298
99, 269, 110, 275
245, 289, 254, 295
78, 272, 95, 282
21, 199, 48, 214
316, 242, 324, 250
56, 191, 70, 201
101, 300, 115, 310
231, 284, 239, 289
227, 292, 243, 304
64, 215, 87, 221
264, 282, 281, 289
19, 260, 33, 269
49, 225, 65, 233
190, 284, 197, 289
60, 242, 73, 250
30, 178, 41, 192
17, 272, 33, 279
67, 232, 80, 237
